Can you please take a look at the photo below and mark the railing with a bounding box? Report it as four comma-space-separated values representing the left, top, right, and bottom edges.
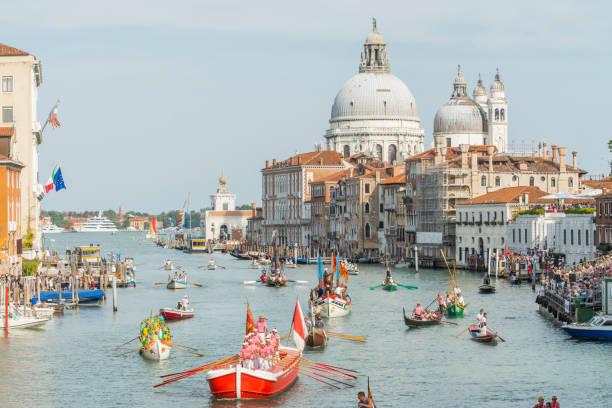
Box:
384, 203, 396, 211
385, 227, 397, 236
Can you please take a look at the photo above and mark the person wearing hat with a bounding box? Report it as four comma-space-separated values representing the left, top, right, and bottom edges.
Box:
413, 302, 423, 320
256, 315, 268, 342
181, 295, 189, 310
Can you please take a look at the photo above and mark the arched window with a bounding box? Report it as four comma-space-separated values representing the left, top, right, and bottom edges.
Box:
500, 108, 505, 120
388, 144, 397, 162
568, 177, 574, 187
364, 203, 370, 214
551, 178, 556, 187
343, 145, 350, 158
495, 176, 500, 186
481, 176, 486, 186
529, 176, 534, 186
365, 223, 371, 239
375, 144, 383, 160
495, 108, 499, 120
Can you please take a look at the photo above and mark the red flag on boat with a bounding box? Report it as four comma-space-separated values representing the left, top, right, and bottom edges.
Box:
332, 256, 337, 274
291, 299, 306, 352
246, 302, 255, 334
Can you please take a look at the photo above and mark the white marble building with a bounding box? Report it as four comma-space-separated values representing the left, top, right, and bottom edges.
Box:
324, 20, 425, 163
434, 66, 509, 153
201, 176, 251, 241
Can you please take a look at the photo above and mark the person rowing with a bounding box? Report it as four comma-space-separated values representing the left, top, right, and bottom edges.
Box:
357, 391, 374, 408
476, 309, 485, 326
382, 267, 395, 286
437, 292, 446, 314
412, 302, 424, 320
483, 273, 491, 285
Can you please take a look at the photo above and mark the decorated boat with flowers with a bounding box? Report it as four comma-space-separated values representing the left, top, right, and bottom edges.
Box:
139, 315, 172, 360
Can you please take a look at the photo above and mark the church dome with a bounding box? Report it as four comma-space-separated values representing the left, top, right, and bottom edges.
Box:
330, 72, 420, 122
434, 98, 487, 134
434, 65, 487, 135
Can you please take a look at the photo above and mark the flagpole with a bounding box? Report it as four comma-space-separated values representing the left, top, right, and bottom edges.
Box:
41, 99, 60, 134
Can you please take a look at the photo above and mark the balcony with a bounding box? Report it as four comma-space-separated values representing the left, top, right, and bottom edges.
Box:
344, 213, 351, 219
384, 203, 396, 211
385, 227, 397, 236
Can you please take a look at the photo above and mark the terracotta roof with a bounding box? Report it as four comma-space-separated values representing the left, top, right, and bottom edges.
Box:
206, 210, 252, 217
0, 43, 30, 57
380, 173, 406, 185
457, 186, 549, 205
311, 169, 351, 183
0, 127, 13, 136
266, 150, 345, 169
406, 145, 495, 162
582, 179, 612, 188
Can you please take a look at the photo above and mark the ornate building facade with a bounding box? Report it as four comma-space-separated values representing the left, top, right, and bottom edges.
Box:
324, 20, 425, 164
201, 176, 251, 241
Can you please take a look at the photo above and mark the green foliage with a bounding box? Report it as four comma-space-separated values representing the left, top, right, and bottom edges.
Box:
236, 204, 253, 210
564, 208, 595, 214
40, 210, 70, 228
23, 228, 34, 249
22, 257, 40, 276
597, 244, 610, 252
518, 209, 545, 216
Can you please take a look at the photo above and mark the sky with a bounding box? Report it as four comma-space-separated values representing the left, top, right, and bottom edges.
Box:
3, 1, 611, 213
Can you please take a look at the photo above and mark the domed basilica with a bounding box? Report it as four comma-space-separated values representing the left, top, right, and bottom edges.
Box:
325, 20, 509, 160
324, 19, 425, 163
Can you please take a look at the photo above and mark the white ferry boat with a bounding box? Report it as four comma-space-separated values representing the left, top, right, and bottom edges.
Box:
42, 224, 65, 234
73, 211, 118, 232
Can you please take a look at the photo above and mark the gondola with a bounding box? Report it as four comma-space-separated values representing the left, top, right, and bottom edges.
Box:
468, 324, 497, 343
305, 326, 327, 347
478, 283, 496, 293
402, 307, 442, 327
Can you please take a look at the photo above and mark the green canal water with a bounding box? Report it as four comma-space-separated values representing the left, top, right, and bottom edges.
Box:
0, 233, 609, 407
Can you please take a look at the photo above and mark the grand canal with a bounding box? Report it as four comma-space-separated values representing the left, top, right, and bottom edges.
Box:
0, 233, 609, 407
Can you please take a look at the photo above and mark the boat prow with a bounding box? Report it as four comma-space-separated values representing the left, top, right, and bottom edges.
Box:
305, 327, 327, 348
160, 307, 194, 320
141, 338, 172, 360
479, 283, 496, 293
167, 280, 187, 290
206, 346, 301, 399
314, 294, 351, 318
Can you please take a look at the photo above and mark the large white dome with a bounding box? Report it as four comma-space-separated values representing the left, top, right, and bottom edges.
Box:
330, 73, 420, 123
434, 98, 487, 134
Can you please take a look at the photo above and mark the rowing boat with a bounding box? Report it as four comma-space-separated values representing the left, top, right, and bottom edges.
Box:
206, 346, 301, 399
479, 283, 496, 293
305, 326, 327, 348
314, 294, 351, 318
468, 324, 497, 343
402, 307, 441, 327
167, 280, 187, 290
159, 307, 194, 320
140, 315, 172, 360
141, 338, 172, 360
445, 303, 465, 317
382, 282, 398, 291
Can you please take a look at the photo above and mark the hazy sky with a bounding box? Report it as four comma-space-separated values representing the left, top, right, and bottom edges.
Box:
3, 1, 610, 213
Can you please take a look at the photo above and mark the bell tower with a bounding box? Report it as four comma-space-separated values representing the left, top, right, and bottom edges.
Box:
487, 69, 508, 152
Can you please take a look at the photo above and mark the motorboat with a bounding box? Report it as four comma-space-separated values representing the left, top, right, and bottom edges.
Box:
160, 307, 194, 320
562, 315, 612, 340
42, 224, 65, 234
72, 211, 118, 232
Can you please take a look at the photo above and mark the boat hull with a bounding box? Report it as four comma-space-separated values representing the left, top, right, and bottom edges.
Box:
2, 316, 50, 329
206, 347, 300, 399
167, 280, 187, 290
315, 295, 351, 318
402, 308, 441, 327
562, 326, 612, 340
382, 284, 397, 291
141, 339, 171, 360
468, 325, 497, 342
446, 303, 465, 317
305, 327, 327, 347
159, 307, 194, 320
479, 284, 496, 293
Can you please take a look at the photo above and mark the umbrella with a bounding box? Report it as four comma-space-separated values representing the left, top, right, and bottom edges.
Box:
539, 192, 580, 200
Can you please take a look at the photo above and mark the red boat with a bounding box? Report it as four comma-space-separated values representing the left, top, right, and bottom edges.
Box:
159, 307, 194, 320
468, 324, 497, 343
206, 346, 301, 399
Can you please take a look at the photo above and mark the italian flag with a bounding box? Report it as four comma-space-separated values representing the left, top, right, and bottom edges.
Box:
44, 166, 57, 193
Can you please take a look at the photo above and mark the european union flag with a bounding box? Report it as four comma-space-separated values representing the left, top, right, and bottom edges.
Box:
53, 166, 66, 191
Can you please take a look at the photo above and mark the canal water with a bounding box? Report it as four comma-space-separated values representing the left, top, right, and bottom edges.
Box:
0, 233, 609, 407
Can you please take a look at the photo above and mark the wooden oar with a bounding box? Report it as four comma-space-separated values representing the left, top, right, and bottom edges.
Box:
298, 366, 354, 387
327, 332, 366, 342
154, 282, 168, 286
488, 329, 506, 342
397, 284, 418, 289
112, 336, 139, 350
217, 265, 227, 269
287, 280, 309, 284
243, 280, 261, 285
299, 361, 357, 379
174, 345, 204, 357
173, 343, 199, 351
455, 327, 469, 338
298, 370, 341, 389
301, 358, 359, 374
186, 281, 202, 287
369, 285, 382, 290
159, 354, 238, 378
115, 348, 140, 357
439, 320, 458, 325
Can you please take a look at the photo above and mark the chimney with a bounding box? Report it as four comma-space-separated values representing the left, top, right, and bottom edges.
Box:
538, 142, 542, 158
486, 146, 495, 171
551, 145, 558, 162
460, 144, 469, 169
471, 153, 478, 170
265, 160, 269, 168
542, 141, 548, 160
434, 148, 441, 165
440, 147, 447, 162
558, 147, 567, 172
251, 202, 256, 217
524, 192, 529, 204
317, 144, 323, 152
572, 150, 577, 168
272, 159, 277, 166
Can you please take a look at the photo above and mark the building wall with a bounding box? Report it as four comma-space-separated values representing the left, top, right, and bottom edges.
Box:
0, 55, 42, 250
203, 213, 249, 241
0, 161, 23, 274
595, 195, 612, 245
